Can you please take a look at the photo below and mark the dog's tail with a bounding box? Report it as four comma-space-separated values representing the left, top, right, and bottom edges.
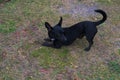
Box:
94, 9, 107, 26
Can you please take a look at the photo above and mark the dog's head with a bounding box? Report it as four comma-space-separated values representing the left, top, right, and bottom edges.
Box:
45, 17, 67, 42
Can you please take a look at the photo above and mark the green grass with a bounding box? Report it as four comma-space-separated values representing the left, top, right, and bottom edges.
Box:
0, 20, 16, 34
96, 0, 120, 5
0, 48, 2, 62
31, 47, 73, 69
76, 60, 120, 80
0, 0, 61, 34
25, 76, 33, 80
2, 74, 13, 80
118, 49, 120, 55
83, 63, 120, 80
96, 0, 113, 5
108, 61, 120, 74
0, 0, 3, 3
0, 0, 18, 34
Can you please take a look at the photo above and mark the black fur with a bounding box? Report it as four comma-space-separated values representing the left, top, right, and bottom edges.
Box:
43, 9, 107, 51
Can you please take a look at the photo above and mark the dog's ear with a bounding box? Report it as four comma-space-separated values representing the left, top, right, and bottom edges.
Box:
45, 22, 53, 32
57, 17, 62, 26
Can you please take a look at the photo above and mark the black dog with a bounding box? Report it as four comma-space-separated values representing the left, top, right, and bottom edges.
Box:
43, 9, 107, 51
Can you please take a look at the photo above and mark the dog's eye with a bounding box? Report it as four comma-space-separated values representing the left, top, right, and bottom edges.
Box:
49, 32, 54, 38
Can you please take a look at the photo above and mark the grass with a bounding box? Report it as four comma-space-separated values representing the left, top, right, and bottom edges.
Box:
0, 0, 60, 34
0, 0, 120, 80
31, 47, 73, 69
2, 74, 13, 80
81, 63, 120, 80
118, 49, 120, 55
0, 0, 3, 3
108, 60, 120, 74
0, 20, 16, 34
96, 0, 113, 5
0, 0, 18, 34
96, 0, 120, 6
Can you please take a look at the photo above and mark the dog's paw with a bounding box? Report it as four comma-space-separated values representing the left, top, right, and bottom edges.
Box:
84, 47, 90, 51
42, 42, 51, 46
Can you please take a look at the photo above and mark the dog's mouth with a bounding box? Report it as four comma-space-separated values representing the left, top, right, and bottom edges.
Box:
44, 38, 55, 42
50, 38, 55, 41
44, 36, 67, 42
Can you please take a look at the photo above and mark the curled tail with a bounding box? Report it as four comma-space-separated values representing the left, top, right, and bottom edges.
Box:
94, 9, 107, 26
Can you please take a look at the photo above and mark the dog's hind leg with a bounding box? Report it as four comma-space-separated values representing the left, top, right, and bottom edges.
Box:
84, 39, 93, 51
85, 32, 97, 51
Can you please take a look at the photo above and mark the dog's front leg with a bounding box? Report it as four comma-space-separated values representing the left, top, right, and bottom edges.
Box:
42, 41, 54, 48
53, 40, 62, 49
